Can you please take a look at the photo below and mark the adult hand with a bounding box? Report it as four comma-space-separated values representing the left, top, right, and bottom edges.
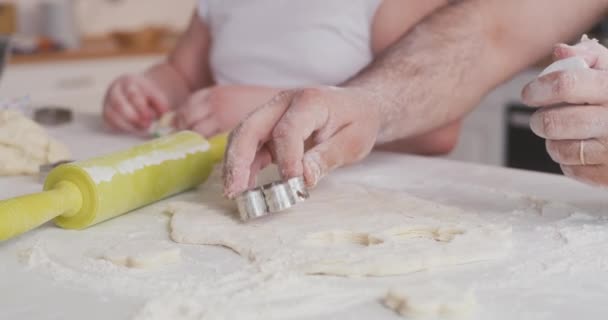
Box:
222, 86, 382, 198
522, 37, 608, 187
103, 74, 170, 133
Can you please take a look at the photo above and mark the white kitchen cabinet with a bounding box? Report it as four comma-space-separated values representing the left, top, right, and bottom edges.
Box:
0, 55, 162, 113
447, 70, 539, 166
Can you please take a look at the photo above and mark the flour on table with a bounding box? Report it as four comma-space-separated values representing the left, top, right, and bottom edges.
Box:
100, 240, 181, 269
0, 109, 70, 175
134, 270, 379, 320
382, 284, 476, 319
168, 167, 512, 277
16, 236, 200, 299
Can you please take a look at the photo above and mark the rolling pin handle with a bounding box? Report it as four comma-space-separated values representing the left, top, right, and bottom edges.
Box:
0, 181, 82, 241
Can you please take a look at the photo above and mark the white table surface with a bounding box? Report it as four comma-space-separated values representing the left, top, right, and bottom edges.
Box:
1, 111, 608, 320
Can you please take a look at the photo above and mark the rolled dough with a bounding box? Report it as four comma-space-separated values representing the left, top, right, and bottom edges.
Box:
0, 109, 70, 175
168, 168, 512, 277
100, 240, 181, 269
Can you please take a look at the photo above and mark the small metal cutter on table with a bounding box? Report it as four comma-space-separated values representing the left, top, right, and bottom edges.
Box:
235, 177, 309, 221
33, 107, 73, 126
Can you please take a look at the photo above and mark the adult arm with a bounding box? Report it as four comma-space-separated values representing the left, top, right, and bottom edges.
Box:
222, 0, 608, 196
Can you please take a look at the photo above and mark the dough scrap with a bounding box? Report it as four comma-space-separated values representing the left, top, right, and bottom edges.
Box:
382, 284, 476, 319
0, 109, 70, 175
168, 168, 511, 277
148, 111, 176, 138
100, 240, 181, 269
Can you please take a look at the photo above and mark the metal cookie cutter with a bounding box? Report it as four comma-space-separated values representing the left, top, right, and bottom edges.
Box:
235, 177, 309, 221
33, 107, 73, 126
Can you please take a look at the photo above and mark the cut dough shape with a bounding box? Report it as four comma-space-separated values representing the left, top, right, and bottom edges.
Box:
168, 167, 511, 277
100, 240, 181, 269
382, 285, 476, 319
0, 109, 70, 175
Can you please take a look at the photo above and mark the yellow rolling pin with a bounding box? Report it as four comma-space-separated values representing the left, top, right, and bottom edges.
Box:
0, 131, 226, 241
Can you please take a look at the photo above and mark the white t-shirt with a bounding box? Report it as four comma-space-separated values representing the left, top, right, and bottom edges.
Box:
198, 0, 382, 87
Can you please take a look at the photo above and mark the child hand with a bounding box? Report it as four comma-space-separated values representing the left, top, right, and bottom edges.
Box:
103, 74, 170, 133
175, 85, 280, 138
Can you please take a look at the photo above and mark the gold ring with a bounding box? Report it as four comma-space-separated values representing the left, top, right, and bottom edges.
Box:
579, 140, 586, 165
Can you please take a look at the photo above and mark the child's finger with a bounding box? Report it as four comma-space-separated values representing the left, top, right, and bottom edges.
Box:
124, 83, 153, 126
176, 99, 212, 129
192, 120, 220, 138
138, 78, 171, 115
110, 89, 141, 124
104, 107, 138, 133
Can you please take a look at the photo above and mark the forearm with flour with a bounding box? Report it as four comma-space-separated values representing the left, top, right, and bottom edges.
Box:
347, 0, 608, 144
